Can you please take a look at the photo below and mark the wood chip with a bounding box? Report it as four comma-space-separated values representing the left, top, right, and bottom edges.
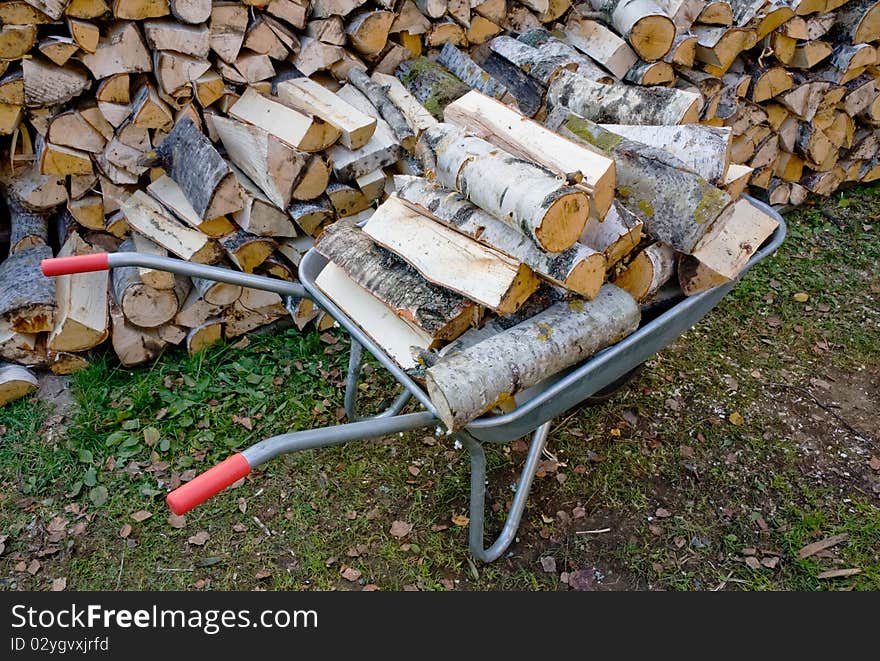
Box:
797, 533, 850, 559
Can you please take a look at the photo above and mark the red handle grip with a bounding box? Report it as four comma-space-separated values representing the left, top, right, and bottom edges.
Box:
41, 253, 110, 277
166, 454, 251, 515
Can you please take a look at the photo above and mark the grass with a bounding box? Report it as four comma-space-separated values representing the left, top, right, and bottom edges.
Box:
1, 185, 879, 591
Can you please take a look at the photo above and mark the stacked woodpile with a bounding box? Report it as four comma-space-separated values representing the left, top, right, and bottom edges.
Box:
0, 0, 869, 408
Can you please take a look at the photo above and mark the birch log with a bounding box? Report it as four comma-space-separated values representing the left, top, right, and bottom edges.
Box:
153, 117, 243, 220
598, 123, 732, 184
363, 196, 540, 314
547, 69, 702, 125
0, 363, 39, 407
395, 176, 606, 298
444, 90, 616, 218
421, 122, 590, 252
579, 200, 644, 267
6, 193, 49, 252
588, 0, 676, 61
612, 242, 675, 301
122, 190, 222, 263
347, 67, 417, 150
315, 219, 478, 342
426, 284, 641, 429
546, 108, 731, 254
0, 245, 56, 333
109, 301, 166, 367
48, 232, 109, 352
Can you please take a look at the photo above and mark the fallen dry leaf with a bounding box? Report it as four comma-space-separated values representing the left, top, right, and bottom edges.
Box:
649, 524, 663, 536
389, 520, 413, 538
540, 556, 557, 573
188, 531, 210, 546
655, 508, 672, 519
27, 559, 41, 575
168, 514, 186, 529
869, 456, 880, 471
119, 524, 132, 539
817, 568, 861, 579
745, 556, 762, 570
729, 412, 745, 426
451, 513, 469, 527
255, 569, 271, 580
362, 584, 380, 591
767, 316, 782, 328
130, 510, 152, 522
340, 566, 362, 582
232, 522, 247, 533
344, 511, 357, 520
51, 577, 66, 591
793, 292, 809, 302
761, 557, 779, 569
572, 506, 586, 519
232, 415, 253, 431
568, 568, 597, 591
797, 533, 849, 559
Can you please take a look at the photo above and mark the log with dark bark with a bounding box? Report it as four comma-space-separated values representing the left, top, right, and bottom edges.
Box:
315, 219, 478, 342
0, 245, 56, 333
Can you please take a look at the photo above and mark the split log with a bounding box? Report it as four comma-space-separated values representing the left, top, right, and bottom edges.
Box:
363, 196, 540, 314
186, 318, 223, 354
346, 10, 394, 56
192, 276, 241, 306
0, 245, 56, 333
395, 176, 606, 297
425, 283, 640, 430
47, 110, 107, 153
109, 300, 166, 366
152, 117, 242, 220
0, 329, 43, 366
563, 16, 638, 79
315, 261, 431, 370
612, 242, 675, 301
131, 232, 175, 290
293, 37, 343, 76
170, 0, 211, 23
22, 58, 90, 108
687, 197, 779, 282
0, 363, 38, 407
829, 0, 880, 44
81, 22, 152, 79
224, 288, 286, 336
598, 123, 732, 184
316, 219, 478, 342
219, 230, 276, 273
587, 0, 676, 62
547, 70, 701, 125
175, 288, 224, 328
209, 2, 248, 64
228, 87, 341, 153
444, 90, 616, 218
122, 190, 222, 263
579, 200, 644, 267
288, 200, 334, 236
146, 174, 236, 237
326, 180, 370, 216
48, 232, 109, 351
229, 164, 299, 238
211, 114, 307, 209
420, 122, 590, 253
112, 240, 188, 327
356, 168, 387, 202
327, 84, 404, 181
546, 108, 731, 254
276, 77, 376, 150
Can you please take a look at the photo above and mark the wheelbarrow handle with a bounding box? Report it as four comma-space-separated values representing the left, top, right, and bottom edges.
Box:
42, 252, 311, 299
42, 253, 110, 276
167, 454, 251, 515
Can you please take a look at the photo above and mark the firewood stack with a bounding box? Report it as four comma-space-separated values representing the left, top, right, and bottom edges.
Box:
0, 0, 871, 407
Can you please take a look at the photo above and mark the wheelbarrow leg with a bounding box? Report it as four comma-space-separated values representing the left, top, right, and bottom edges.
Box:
461, 421, 552, 563
344, 339, 412, 422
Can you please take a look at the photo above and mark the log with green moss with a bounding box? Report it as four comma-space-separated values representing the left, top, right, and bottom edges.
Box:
545, 107, 731, 254
396, 57, 471, 119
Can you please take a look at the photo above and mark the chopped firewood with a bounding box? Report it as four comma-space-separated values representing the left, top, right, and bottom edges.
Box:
0, 363, 39, 407
363, 196, 539, 314
0, 245, 56, 333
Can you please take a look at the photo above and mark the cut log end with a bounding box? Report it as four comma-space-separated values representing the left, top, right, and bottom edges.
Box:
535, 190, 591, 253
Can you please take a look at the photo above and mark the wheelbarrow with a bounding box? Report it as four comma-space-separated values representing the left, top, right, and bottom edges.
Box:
41, 198, 787, 563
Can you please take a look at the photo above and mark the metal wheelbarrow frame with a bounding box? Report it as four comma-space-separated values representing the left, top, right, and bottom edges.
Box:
41, 198, 787, 563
